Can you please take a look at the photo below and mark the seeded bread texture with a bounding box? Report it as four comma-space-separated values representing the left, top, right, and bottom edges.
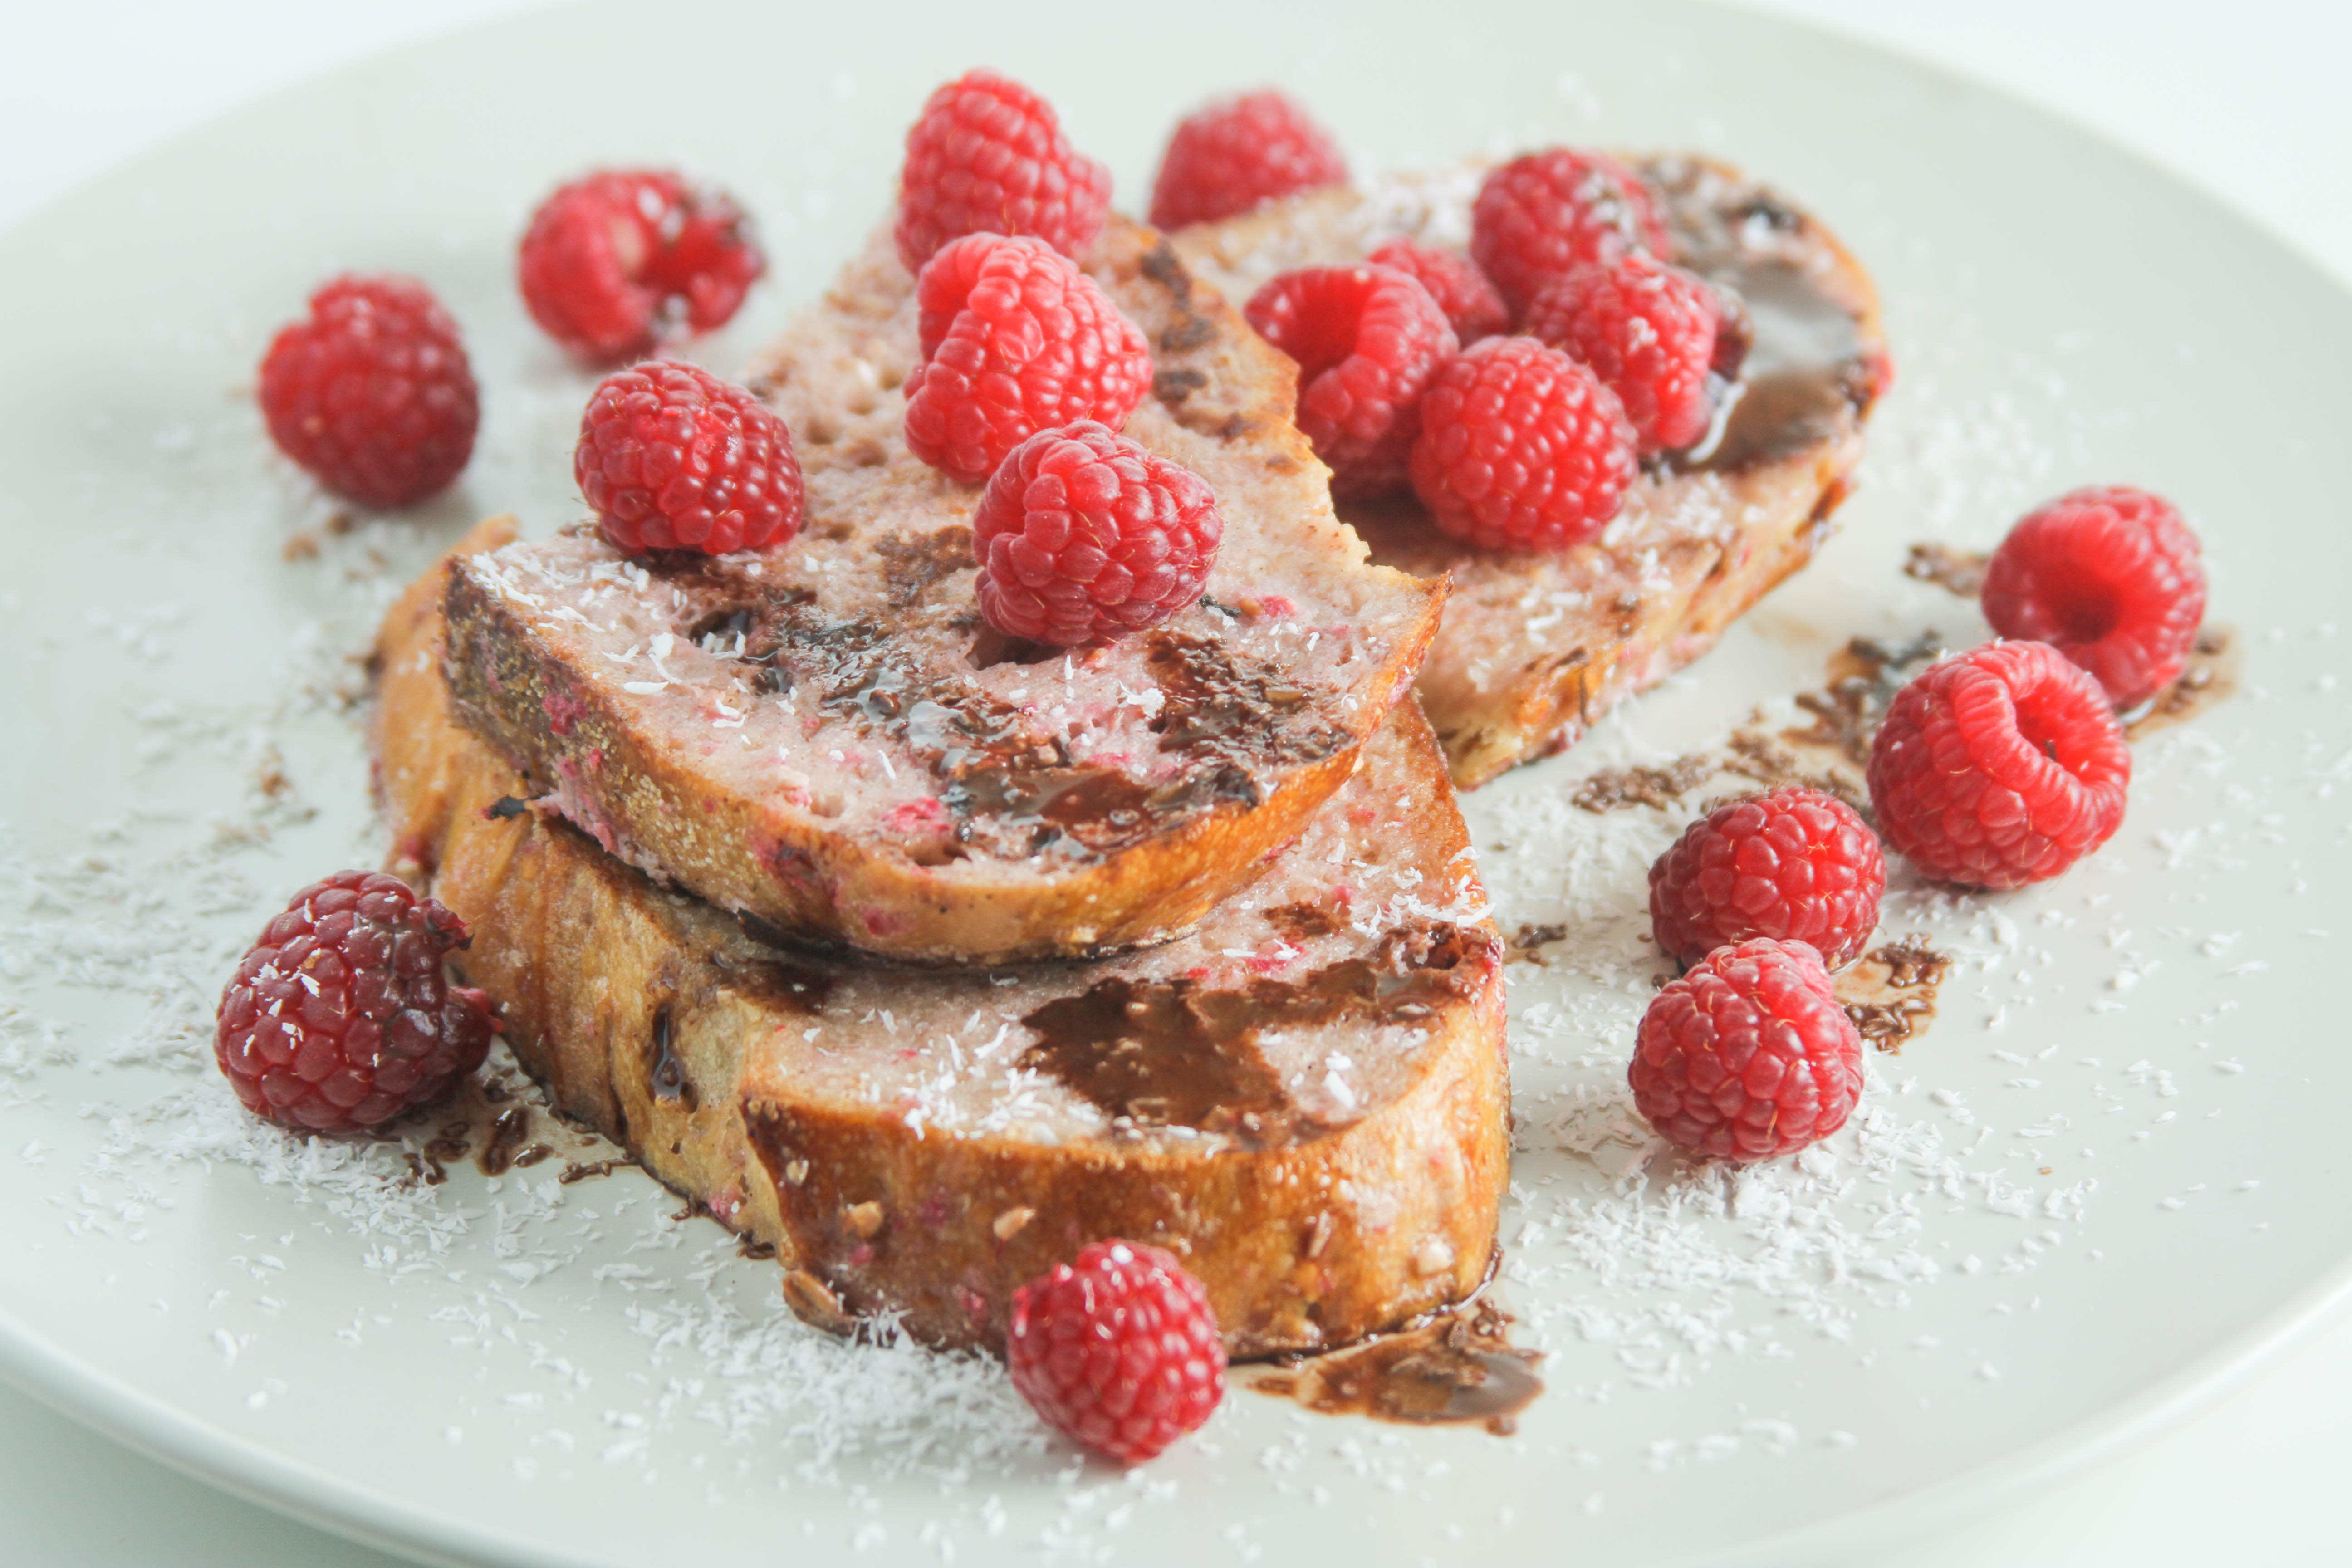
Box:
1171, 156, 1885, 786
441, 213, 1446, 965
384, 526, 1506, 1356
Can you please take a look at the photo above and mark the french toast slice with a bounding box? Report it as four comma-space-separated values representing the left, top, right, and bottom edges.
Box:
441, 213, 1447, 965
1170, 157, 1885, 787
385, 523, 1506, 1356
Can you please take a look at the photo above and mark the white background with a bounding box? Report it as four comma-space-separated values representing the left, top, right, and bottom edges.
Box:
2, 2, 2347, 1563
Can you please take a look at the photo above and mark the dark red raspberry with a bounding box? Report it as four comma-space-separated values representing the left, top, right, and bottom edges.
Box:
1979, 486, 2206, 709
1524, 252, 1725, 453
215, 872, 494, 1134
1147, 89, 1348, 230
1628, 937, 1863, 1162
973, 421, 1221, 646
904, 235, 1153, 485
1408, 336, 1637, 551
1366, 239, 1509, 344
1649, 787, 1885, 968
1006, 1240, 1225, 1465
1470, 149, 1672, 318
894, 69, 1112, 274
1243, 264, 1458, 495
576, 360, 804, 555
1867, 641, 2132, 889
257, 275, 477, 509
517, 170, 764, 363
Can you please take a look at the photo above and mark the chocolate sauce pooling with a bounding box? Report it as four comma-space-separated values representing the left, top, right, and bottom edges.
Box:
1019, 922, 1493, 1147
1253, 1297, 1543, 1436
1637, 157, 1874, 475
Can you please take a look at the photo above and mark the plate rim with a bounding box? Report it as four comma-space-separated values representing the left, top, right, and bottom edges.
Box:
3, 3, 2348, 1564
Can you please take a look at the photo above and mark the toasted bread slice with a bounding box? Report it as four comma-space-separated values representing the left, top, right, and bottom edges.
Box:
1171, 156, 1885, 787
441, 213, 1446, 965
385, 524, 1506, 1356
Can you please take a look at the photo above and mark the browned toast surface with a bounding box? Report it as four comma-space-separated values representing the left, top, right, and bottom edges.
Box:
385, 530, 1507, 1357
1171, 157, 1885, 786
442, 213, 1447, 965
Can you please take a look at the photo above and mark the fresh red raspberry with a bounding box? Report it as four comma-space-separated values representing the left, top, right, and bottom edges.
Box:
517, 170, 764, 363
974, 421, 1222, 646
894, 69, 1112, 274
1628, 937, 1863, 1162
1243, 264, 1458, 495
1408, 336, 1637, 551
1524, 252, 1725, 453
1147, 90, 1348, 230
1979, 486, 2207, 709
1006, 1240, 1225, 1465
1867, 641, 2132, 889
1366, 240, 1509, 344
904, 234, 1153, 485
214, 872, 495, 1134
576, 360, 804, 555
257, 275, 477, 509
1649, 787, 1886, 968
1470, 148, 1672, 318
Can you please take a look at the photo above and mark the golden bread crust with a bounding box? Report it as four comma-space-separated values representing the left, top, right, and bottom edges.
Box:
379, 532, 1506, 1357
1171, 156, 1886, 786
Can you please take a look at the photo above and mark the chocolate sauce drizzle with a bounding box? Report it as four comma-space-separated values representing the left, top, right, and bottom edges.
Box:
1252, 1297, 1543, 1436
1018, 923, 1494, 1147
1640, 158, 1875, 476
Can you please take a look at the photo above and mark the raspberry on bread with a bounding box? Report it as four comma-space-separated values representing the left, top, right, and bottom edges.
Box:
1365, 239, 1508, 344
972, 421, 1223, 645
441, 215, 1446, 964
1407, 335, 1638, 550
895, 69, 1112, 273
1242, 262, 1458, 497
380, 524, 1507, 1356
903, 233, 1153, 484
576, 360, 806, 555
518, 170, 764, 363
1172, 157, 1887, 787
1149, 90, 1348, 231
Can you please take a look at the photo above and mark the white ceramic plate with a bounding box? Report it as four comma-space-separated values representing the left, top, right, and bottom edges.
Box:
3, 2, 2347, 1564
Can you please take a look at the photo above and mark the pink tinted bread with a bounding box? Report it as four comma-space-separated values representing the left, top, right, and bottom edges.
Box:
441, 214, 1446, 964
380, 524, 1507, 1356
1172, 156, 1886, 786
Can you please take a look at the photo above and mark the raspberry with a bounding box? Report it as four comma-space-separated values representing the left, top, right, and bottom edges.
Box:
257, 275, 477, 509
1006, 1240, 1225, 1465
517, 170, 764, 363
894, 69, 1112, 274
1648, 787, 1886, 968
1243, 265, 1458, 495
576, 360, 805, 555
1628, 937, 1863, 1162
973, 421, 1221, 646
1407, 336, 1637, 551
1365, 240, 1509, 344
904, 234, 1153, 485
1524, 252, 1725, 453
214, 872, 494, 1134
1979, 486, 2207, 709
1867, 641, 2132, 889
1470, 148, 1672, 318
1147, 90, 1348, 230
